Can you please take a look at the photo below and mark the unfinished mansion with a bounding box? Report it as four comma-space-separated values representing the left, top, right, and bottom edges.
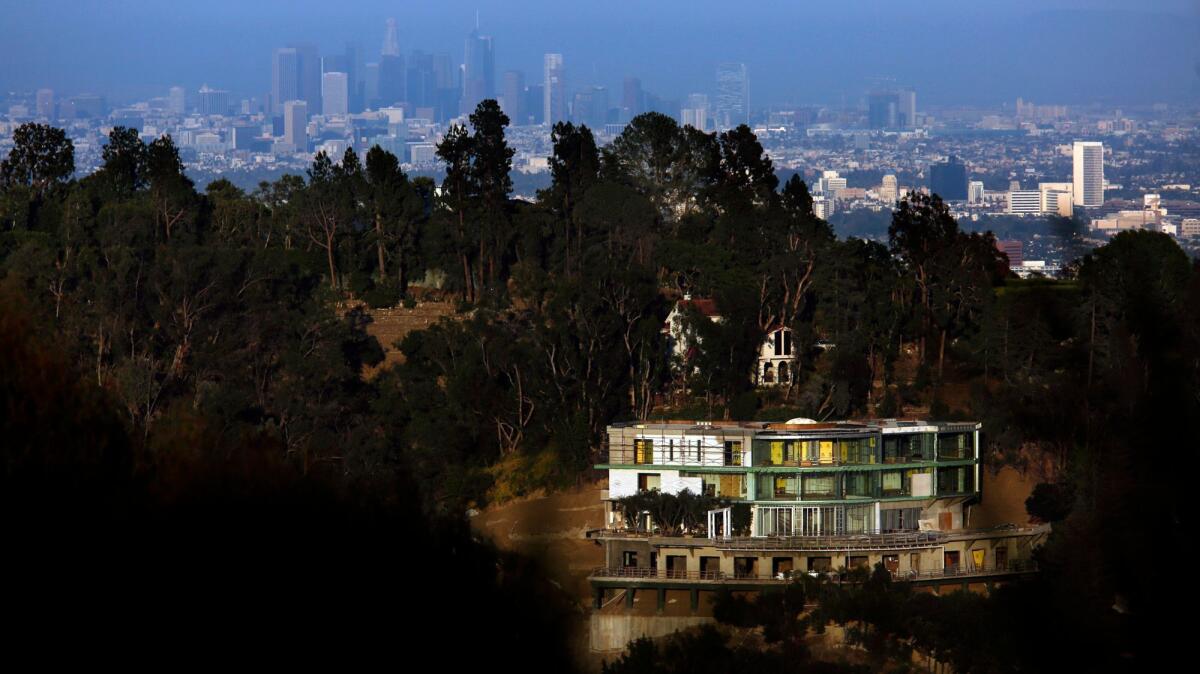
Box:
588, 418, 1046, 605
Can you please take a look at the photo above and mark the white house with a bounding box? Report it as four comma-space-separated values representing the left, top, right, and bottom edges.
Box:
665, 297, 801, 387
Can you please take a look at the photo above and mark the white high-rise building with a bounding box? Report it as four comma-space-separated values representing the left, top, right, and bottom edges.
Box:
283, 100, 308, 152
1072, 141, 1104, 207
543, 53, 565, 126
968, 180, 985, 205
681, 93, 708, 131
167, 86, 186, 115
321, 72, 349, 116
880, 174, 898, 204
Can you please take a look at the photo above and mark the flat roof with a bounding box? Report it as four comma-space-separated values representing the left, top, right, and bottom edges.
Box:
609, 418, 980, 434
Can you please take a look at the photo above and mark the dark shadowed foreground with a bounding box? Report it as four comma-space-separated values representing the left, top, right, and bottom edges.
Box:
0, 287, 576, 668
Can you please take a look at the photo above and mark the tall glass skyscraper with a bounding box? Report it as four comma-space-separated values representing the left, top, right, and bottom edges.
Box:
462, 29, 494, 114
714, 63, 748, 129
544, 53, 565, 126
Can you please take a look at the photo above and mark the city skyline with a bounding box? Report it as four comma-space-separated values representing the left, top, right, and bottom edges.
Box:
2, 1, 1198, 107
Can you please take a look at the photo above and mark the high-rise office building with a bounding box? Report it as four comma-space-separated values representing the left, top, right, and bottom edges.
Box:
378, 54, 406, 108
868, 92, 898, 129
544, 53, 565, 126
272, 45, 321, 115
272, 48, 299, 115
573, 85, 608, 129
197, 85, 230, 116
880, 174, 899, 204
897, 89, 916, 129
462, 28, 495, 114
36, 89, 56, 120
283, 100, 308, 152
968, 180, 985, 205
382, 18, 401, 57
322, 72, 349, 116
1072, 141, 1104, 207
622, 77, 643, 121
525, 84, 544, 125
292, 43, 322, 114
680, 93, 709, 131
501, 70, 525, 125
167, 86, 185, 116
930, 155, 968, 201
714, 62, 748, 129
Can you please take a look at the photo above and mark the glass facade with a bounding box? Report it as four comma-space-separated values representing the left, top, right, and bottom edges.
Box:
937, 432, 972, 460
882, 433, 934, 463
937, 466, 974, 494
606, 421, 980, 536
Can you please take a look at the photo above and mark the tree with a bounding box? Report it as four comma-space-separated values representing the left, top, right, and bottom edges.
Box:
468, 99, 515, 297
145, 135, 197, 240
301, 150, 361, 290
364, 145, 424, 294
435, 122, 476, 302
603, 112, 719, 223
95, 126, 148, 197
546, 121, 600, 275
0, 123, 75, 195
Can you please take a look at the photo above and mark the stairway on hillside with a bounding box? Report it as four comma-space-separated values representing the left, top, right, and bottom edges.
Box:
360, 301, 459, 373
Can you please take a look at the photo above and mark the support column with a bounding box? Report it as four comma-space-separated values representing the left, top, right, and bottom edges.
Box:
689, 588, 700, 613
657, 588, 666, 614
594, 587, 604, 609
625, 587, 636, 610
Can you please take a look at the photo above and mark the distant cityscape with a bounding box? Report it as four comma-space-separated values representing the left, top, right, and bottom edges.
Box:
3, 17, 1199, 272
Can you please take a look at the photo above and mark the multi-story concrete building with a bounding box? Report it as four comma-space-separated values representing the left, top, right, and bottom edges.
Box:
589, 418, 1046, 605
1007, 190, 1042, 215
1073, 141, 1104, 207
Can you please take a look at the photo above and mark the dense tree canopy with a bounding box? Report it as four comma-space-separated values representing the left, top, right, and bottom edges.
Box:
2, 110, 1196, 669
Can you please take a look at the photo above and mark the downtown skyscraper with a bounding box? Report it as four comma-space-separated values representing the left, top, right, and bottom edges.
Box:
462, 27, 495, 115
544, 53, 565, 126
382, 18, 400, 57
272, 45, 321, 115
714, 62, 748, 129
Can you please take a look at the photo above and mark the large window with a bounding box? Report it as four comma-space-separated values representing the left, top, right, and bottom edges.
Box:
882, 433, 935, 463
881, 470, 907, 497
634, 439, 654, 464
937, 432, 972, 460
757, 474, 800, 500
843, 471, 877, 499
683, 472, 746, 499
881, 507, 922, 532
802, 474, 837, 500
723, 441, 744, 466
754, 439, 801, 466
839, 436, 877, 465
937, 466, 974, 494
845, 504, 876, 534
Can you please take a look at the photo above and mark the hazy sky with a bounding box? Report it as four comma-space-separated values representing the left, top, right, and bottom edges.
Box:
2, 0, 1198, 107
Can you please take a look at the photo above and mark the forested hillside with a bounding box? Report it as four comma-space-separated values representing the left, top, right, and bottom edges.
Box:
2, 102, 1195, 669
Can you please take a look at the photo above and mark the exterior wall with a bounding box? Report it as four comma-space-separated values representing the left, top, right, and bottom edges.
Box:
602, 420, 982, 536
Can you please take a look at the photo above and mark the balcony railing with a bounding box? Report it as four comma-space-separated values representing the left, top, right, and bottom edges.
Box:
590, 560, 1037, 584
